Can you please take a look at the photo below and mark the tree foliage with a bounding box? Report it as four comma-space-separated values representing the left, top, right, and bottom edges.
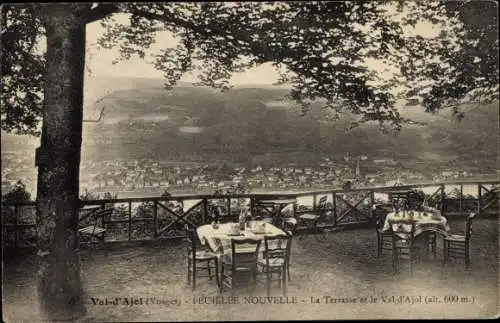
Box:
1, 5, 45, 135
1, 2, 498, 135
399, 0, 499, 118
1, 180, 31, 203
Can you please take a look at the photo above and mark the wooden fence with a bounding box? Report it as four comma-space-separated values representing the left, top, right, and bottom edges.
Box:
2, 179, 498, 248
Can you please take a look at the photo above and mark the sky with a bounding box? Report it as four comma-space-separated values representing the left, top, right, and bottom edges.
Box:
83, 7, 442, 86
85, 16, 282, 85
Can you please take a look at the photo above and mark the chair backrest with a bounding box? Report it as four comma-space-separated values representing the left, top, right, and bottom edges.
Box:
407, 191, 425, 210
388, 219, 416, 246
284, 230, 293, 261
316, 196, 329, 221
282, 217, 298, 234
207, 202, 224, 223
465, 213, 475, 241
389, 190, 411, 210
230, 239, 261, 271
184, 224, 197, 254
317, 196, 328, 210
80, 208, 114, 235
262, 234, 288, 264
93, 207, 114, 219
372, 204, 390, 230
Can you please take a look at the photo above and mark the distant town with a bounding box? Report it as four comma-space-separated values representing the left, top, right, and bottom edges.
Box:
2, 149, 496, 198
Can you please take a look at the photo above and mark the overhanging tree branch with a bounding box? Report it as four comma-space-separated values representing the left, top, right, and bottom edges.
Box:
82, 3, 119, 24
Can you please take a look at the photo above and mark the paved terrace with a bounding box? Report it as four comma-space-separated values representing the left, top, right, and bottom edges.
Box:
3, 218, 498, 321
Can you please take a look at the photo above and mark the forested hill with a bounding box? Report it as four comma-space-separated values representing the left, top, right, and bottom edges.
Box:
2, 76, 498, 169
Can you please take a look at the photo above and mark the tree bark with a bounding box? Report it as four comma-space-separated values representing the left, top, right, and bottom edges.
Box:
36, 5, 86, 321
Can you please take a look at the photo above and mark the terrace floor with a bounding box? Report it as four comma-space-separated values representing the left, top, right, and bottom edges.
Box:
2, 218, 499, 321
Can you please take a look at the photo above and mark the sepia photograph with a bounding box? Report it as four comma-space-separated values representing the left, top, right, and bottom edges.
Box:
1, 1, 499, 321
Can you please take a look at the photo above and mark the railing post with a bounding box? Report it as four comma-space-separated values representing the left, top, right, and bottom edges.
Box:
477, 184, 482, 216
250, 197, 255, 217
153, 200, 158, 238
459, 184, 463, 216
14, 205, 19, 249
332, 193, 337, 227
128, 201, 132, 241
370, 190, 375, 219
292, 198, 297, 220
440, 184, 445, 215
202, 198, 207, 225
227, 197, 231, 220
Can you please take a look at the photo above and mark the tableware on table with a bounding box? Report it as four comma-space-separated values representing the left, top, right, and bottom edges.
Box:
238, 210, 247, 231
431, 211, 442, 220
229, 223, 240, 235
254, 222, 266, 234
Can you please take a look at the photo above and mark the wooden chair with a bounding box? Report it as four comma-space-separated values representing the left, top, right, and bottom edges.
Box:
297, 196, 328, 241
284, 230, 295, 282
443, 213, 475, 269
281, 217, 298, 235
373, 205, 392, 257
388, 219, 420, 274
185, 224, 219, 291
78, 207, 113, 252
279, 218, 297, 282
258, 234, 289, 296
220, 239, 261, 294
427, 230, 438, 259
388, 190, 412, 209
206, 201, 220, 223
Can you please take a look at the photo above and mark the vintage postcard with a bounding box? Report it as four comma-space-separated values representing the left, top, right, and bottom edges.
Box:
1, 2, 498, 321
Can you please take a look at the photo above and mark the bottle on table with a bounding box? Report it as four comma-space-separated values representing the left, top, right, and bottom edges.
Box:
238, 210, 246, 231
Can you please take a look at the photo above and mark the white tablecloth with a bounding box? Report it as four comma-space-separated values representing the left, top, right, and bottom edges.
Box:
197, 222, 285, 256
382, 211, 450, 238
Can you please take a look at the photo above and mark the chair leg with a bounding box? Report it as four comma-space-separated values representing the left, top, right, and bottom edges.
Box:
282, 266, 287, 295
377, 238, 381, 258
219, 265, 224, 294
187, 258, 191, 285
287, 263, 291, 282
215, 259, 220, 289
442, 240, 447, 267
266, 270, 271, 296
192, 262, 196, 291
207, 260, 212, 280
408, 249, 413, 274
100, 234, 109, 255
392, 248, 399, 274
431, 233, 437, 259
465, 245, 470, 270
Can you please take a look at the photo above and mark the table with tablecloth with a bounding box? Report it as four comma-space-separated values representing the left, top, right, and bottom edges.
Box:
197, 222, 286, 256
382, 210, 450, 238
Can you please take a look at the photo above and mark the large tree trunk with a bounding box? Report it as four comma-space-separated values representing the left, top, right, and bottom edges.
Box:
36, 5, 86, 321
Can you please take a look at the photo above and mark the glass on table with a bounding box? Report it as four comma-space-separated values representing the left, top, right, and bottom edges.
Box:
246, 220, 256, 230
